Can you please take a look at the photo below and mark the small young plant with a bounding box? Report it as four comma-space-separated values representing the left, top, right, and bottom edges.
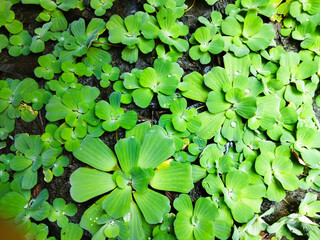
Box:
106, 12, 155, 63
189, 26, 224, 64
202, 170, 266, 223
90, 0, 114, 16
221, 11, 275, 57
0, 34, 9, 54
159, 97, 202, 133
268, 192, 320, 239
141, 8, 189, 52
173, 194, 220, 240
9, 134, 64, 189
30, 22, 53, 53
45, 85, 100, 151
48, 198, 77, 228
122, 58, 184, 108
0, 185, 51, 232
94, 63, 120, 88
143, 0, 187, 18
255, 142, 303, 202
53, 18, 107, 62
95, 91, 138, 132
8, 30, 32, 57
34, 54, 62, 80
0, 1, 23, 34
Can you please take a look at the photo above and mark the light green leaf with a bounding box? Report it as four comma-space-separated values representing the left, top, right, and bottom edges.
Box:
103, 186, 132, 219
150, 164, 193, 193
194, 198, 218, 221
173, 194, 193, 216
115, 137, 140, 174
73, 136, 117, 172
174, 212, 194, 240
70, 168, 116, 202
204, 67, 230, 92
138, 129, 175, 169
0, 191, 27, 219
134, 188, 170, 224
132, 88, 154, 108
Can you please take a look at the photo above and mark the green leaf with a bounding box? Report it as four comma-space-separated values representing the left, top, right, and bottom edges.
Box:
0, 191, 27, 219
194, 198, 218, 221
204, 67, 230, 92
103, 186, 132, 219
226, 170, 249, 191
138, 129, 175, 169
243, 13, 263, 38
224, 53, 251, 80
115, 137, 140, 174
119, 111, 138, 129
173, 194, 193, 216
174, 212, 194, 240
133, 188, 170, 224
132, 88, 154, 108
231, 201, 255, 223
5, 20, 23, 34
267, 180, 286, 202
21, 166, 37, 189
194, 219, 214, 240
73, 136, 117, 172
122, 46, 139, 63
206, 91, 231, 114
61, 223, 83, 240
181, 71, 209, 102
150, 164, 193, 193
275, 172, 299, 191
125, 121, 152, 144
131, 167, 149, 193
45, 96, 72, 122
128, 202, 145, 240
10, 156, 32, 171
235, 97, 256, 119
70, 168, 116, 202
221, 17, 241, 36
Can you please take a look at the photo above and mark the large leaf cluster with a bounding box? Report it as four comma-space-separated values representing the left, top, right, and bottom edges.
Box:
1, 0, 320, 240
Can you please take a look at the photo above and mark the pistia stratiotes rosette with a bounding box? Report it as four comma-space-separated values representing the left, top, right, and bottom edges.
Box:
202, 170, 266, 223
141, 8, 189, 53
45, 85, 100, 151
95, 91, 138, 132
189, 26, 224, 65
9, 133, 64, 189
106, 11, 155, 63
173, 194, 230, 240
122, 58, 184, 108
143, 0, 187, 18
204, 54, 259, 141
255, 142, 303, 202
221, 11, 275, 57
70, 123, 193, 237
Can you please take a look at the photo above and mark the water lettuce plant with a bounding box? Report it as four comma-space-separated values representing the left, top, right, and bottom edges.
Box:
255, 143, 303, 202
45, 85, 100, 151
202, 170, 266, 223
106, 12, 155, 63
95, 91, 137, 132
141, 8, 189, 52
189, 26, 224, 64
221, 11, 275, 57
70, 126, 193, 232
10, 133, 64, 189
173, 194, 219, 240
122, 58, 184, 108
